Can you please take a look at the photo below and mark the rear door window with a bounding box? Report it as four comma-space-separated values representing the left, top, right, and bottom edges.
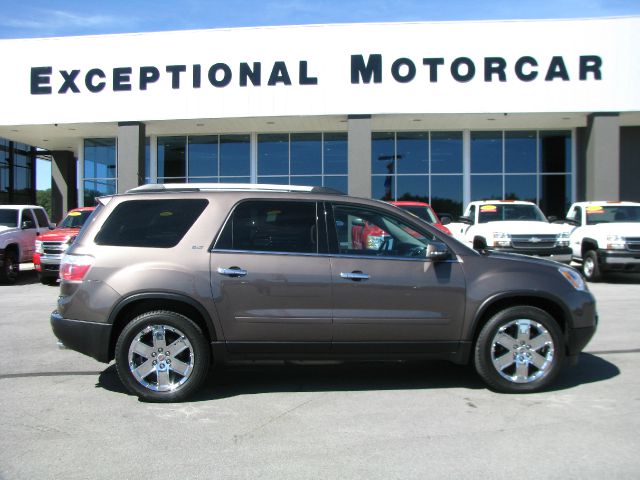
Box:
95, 199, 208, 248
214, 201, 321, 254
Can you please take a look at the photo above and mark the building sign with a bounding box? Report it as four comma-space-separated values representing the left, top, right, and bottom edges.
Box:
1, 17, 639, 124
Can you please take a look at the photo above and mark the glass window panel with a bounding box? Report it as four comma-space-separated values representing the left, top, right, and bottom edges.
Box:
188, 135, 218, 178
505, 131, 537, 173
220, 134, 250, 177
540, 131, 571, 173
431, 175, 464, 217
258, 176, 289, 185
83, 179, 116, 206
540, 174, 572, 219
431, 131, 463, 174
471, 175, 502, 201
291, 133, 321, 175
158, 136, 186, 179
396, 132, 428, 174
220, 176, 250, 184
159, 177, 186, 184
323, 175, 348, 193
84, 138, 116, 179
144, 137, 150, 182
471, 131, 502, 173
505, 175, 537, 202
372, 132, 396, 175
323, 132, 347, 174
258, 134, 289, 176
188, 177, 218, 183
372, 175, 393, 201
291, 176, 322, 187
396, 175, 428, 202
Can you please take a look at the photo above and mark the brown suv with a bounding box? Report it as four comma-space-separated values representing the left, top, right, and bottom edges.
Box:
50, 184, 597, 402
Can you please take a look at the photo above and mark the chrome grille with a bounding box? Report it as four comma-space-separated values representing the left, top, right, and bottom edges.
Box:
510, 234, 557, 249
627, 237, 640, 252
42, 241, 66, 255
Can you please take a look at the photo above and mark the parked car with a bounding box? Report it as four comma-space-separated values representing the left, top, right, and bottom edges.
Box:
447, 200, 572, 263
389, 201, 452, 235
0, 204, 53, 284
51, 183, 596, 402
563, 201, 640, 281
34, 206, 96, 284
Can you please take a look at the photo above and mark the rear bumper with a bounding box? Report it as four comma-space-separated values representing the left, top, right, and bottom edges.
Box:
50, 311, 112, 363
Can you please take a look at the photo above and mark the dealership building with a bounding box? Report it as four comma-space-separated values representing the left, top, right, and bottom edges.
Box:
1, 16, 639, 221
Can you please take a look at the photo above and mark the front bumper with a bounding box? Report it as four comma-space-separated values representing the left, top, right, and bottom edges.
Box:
492, 246, 572, 263
50, 311, 112, 363
598, 249, 640, 272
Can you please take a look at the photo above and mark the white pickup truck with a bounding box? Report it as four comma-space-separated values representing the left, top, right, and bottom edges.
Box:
564, 201, 640, 281
447, 200, 572, 263
0, 204, 53, 284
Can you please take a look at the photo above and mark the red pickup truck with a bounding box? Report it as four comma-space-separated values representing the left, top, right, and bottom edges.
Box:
33, 207, 95, 284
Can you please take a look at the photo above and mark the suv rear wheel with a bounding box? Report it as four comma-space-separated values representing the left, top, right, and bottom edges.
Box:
115, 311, 210, 402
474, 306, 564, 393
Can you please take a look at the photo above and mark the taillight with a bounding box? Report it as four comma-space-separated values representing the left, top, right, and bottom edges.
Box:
59, 254, 94, 281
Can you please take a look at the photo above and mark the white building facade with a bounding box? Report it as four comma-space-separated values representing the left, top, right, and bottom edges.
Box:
1, 17, 638, 220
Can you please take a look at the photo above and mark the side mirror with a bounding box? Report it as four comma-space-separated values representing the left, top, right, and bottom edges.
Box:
426, 241, 451, 261
458, 216, 473, 225
21, 220, 35, 229
439, 214, 453, 225
473, 236, 488, 251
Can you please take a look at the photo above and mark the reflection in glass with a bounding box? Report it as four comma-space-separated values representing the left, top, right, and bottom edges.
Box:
323, 133, 348, 175
505, 131, 536, 173
431, 175, 463, 216
372, 175, 393, 201
258, 134, 289, 176
323, 175, 348, 193
396, 175, 428, 201
396, 132, 428, 174
291, 133, 322, 175
431, 131, 463, 174
291, 176, 322, 187
471, 131, 502, 173
471, 175, 502, 201
505, 175, 537, 202
372, 132, 395, 175
84, 179, 116, 206
188, 136, 218, 178
220, 135, 250, 177
84, 138, 116, 179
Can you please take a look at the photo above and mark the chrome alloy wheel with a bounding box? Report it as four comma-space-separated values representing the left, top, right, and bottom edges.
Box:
583, 256, 595, 278
127, 324, 195, 392
490, 319, 555, 384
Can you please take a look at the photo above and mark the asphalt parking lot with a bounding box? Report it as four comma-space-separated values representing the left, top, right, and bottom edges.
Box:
1, 265, 640, 479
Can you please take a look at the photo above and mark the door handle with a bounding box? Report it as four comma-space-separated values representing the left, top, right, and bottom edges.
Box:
217, 267, 248, 277
340, 271, 370, 281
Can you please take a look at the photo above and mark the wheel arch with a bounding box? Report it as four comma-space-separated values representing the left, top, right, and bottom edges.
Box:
470, 293, 569, 358
581, 238, 599, 256
107, 292, 218, 361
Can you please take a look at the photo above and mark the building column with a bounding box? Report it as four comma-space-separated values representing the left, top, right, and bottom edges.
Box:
117, 122, 146, 193
50, 151, 77, 223
585, 113, 620, 201
347, 115, 372, 198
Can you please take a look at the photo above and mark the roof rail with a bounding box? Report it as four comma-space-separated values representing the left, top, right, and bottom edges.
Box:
126, 183, 345, 195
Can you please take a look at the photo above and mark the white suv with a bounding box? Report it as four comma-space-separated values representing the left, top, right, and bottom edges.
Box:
448, 200, 572, 263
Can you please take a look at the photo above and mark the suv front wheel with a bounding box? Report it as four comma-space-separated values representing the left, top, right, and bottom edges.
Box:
474, 306, 564, 393
115, 311, 210, 402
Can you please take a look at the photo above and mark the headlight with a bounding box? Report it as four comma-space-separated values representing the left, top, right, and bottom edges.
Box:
606, 235, 626, 250
492, 232, 511, 247
556, 231, 570, 247
35, 240, 43, 254
559, 266, 587, 291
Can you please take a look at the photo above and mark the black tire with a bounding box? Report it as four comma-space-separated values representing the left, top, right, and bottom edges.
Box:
0, 249, 19, 284
474, 306, 564, 393
115, 310, 210, 402
582, 250, 602, 282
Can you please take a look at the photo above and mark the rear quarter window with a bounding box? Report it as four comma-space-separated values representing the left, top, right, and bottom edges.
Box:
94, 199, 208, 248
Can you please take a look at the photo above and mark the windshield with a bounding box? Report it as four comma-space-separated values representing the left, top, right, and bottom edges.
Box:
399, 205, 438, 224
0, 210, 18, 228
586, 205, 640, 225
478, 204, 547, 223
58, 210, 94, 229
